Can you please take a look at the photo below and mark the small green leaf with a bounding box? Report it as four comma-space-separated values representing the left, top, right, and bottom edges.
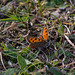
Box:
2, 51, 17, 58
7, 45, 17, 52
20, 37, 24, 42
69, 35, 75, 39
0, 18, 18, 22
49, 67, 63, 75
2, 68, 20, 75
1, 43, 8, 50
17, 55, 26, 71
65, 51, 74, 57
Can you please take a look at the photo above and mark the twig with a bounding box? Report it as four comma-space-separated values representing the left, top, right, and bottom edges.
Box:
64, 25, 70, 33
63, 22, 75, 25
64, 34, 75, 49
0, 52, 6, 70
69, 0, 74, 6
22, 30, 30, 38
59, 62, 75, 68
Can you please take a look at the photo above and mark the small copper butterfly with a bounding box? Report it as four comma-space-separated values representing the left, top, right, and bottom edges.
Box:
27, 26, 49, 48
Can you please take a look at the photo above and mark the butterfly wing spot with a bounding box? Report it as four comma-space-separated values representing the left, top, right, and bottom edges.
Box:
35, 38, 37, 40
30, 38, 32, 40
29, 40, 33, 43
29, 38, 35, 43
32, 40, 34, 42
29, 38, 33, 43
35, 39, 38, 42
38, 39, 42, 42
34, 38, 39, 42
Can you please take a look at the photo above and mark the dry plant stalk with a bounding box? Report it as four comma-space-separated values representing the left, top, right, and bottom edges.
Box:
64, 34, 75, 49
0, 51, 6, 70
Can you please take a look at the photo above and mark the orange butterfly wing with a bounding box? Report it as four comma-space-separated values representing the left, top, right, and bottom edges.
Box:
29, 37, 46, 48
43, 26, 48, 40
27, 26, 48, 48
29, 37, 43, 43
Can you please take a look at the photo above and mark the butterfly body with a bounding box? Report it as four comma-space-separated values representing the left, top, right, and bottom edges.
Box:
27, 26, 49, 48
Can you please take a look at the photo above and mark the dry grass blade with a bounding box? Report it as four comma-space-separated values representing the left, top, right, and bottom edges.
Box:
0, 51, 6, 70
59, 62, 75, 68
64, 34, 75, 49
63, 22, 75, 25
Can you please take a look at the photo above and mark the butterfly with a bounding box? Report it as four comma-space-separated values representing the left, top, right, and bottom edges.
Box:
27, 26, 49, 48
